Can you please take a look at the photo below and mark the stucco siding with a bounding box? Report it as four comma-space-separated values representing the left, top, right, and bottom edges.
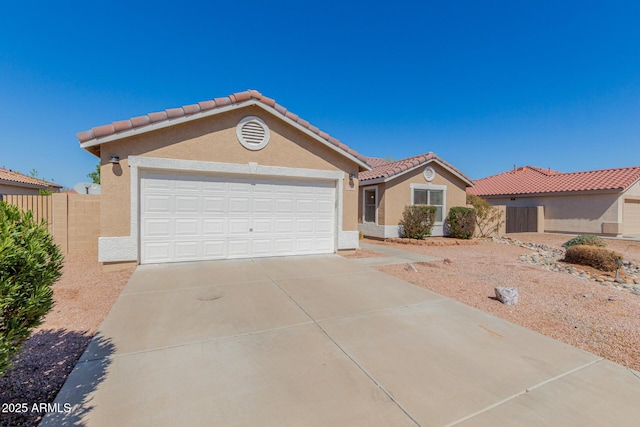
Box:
99, 106, 360, 239
382, 164, 468, 227
486, 192, 621, 235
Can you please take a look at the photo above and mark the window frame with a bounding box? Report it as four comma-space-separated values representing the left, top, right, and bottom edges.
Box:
362, 186, 378, 224
410, 183, 447, 223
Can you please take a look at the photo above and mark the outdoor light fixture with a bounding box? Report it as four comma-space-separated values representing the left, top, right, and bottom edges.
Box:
109, 155, 120, 164
349, 173, 356, 180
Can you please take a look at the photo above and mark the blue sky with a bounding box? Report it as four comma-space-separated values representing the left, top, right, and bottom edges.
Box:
1, 1, 639, 188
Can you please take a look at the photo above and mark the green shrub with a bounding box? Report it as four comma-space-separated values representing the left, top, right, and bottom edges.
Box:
398, 205, 437, 239
563, 245, 622, 272
0, 202, 63, 375
448, 207, 476, 239
562, 234, 607, 249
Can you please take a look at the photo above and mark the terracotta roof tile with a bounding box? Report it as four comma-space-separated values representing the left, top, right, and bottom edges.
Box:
148, 111, 168, 123
92, 124, 115, 138
183, 104, 201, 115
359, 152, 472, 185
198, 100, 215, 111
165, 107, 185, 119
76, 89, 370, 166
468, 165, 640, 196
113, 120, 133, 132
0, 167, 62, 189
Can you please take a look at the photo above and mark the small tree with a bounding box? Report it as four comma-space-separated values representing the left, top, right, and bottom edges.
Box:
398, 205, 437, 239
87, 163, 100, 184
448, 207, 476, 239
467, 194, 503, 237
0, 202, 64, 375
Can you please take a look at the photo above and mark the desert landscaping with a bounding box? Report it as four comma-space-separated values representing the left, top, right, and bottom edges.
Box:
2, 232, 640, 426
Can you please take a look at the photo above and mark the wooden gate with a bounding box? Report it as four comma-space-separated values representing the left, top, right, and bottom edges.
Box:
506, 207, 538, 233
0, 194, 52, 226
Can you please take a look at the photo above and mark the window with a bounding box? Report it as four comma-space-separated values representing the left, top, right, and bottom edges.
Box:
364, 189, 377, 223
413, 189, 444, 222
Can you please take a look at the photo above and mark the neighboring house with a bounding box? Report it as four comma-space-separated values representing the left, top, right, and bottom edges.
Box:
0, 167, 62, 195
468, 165, 640, 237
358, 153, 474, 238
76, 90, 371, 266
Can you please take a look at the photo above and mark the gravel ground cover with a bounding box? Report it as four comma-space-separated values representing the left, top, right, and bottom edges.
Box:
0, 255, 134, 427
365, 233, 640, 372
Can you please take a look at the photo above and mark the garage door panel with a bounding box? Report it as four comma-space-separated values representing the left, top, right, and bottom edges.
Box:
229, 197, 250, 213
253, 198, 274, 213
143, 242, 172, 263
143, 219, 172, 237
203, 197, 226, 213
203, 219, 225, 236
175, 196, 199, 213
316, 218, 334, 233
174, 241, 200, 260
140, 171, 336, 264
144, 195, 172, 213
252, 239, 273, 256
275, 219, 294, 233
175, 219, 199, 236
202, 181, 227, 193
297, 219, 314, 233
253, 218, 273, 234
228, 240, 251, 257
624, 200, 640, 235
276, 199, 294, 213
202, 241, 225, 258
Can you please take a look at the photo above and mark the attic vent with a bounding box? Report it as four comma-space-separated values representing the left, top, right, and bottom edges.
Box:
237, 116, 270, 151
423, 166, 436, 182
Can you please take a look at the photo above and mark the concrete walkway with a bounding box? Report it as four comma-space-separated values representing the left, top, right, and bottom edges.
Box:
355, 241, 440, 266
43, 255, 640, 426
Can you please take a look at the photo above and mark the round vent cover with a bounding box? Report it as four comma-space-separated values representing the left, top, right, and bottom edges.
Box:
423, 166, 436, 182
237, 116, 270, 150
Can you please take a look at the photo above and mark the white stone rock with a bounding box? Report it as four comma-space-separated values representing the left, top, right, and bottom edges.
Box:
495, 287, 519, 306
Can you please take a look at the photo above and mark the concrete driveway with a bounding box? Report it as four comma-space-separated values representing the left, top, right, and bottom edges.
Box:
44, 255, 640, 426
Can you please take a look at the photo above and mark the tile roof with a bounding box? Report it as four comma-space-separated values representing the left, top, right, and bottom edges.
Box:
359, 152, 473, 185
77, 89, 370, 167
0, 167, 62, 189
468, 165, 640, 196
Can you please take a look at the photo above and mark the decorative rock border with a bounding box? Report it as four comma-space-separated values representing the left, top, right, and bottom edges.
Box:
484, 236, 640, 296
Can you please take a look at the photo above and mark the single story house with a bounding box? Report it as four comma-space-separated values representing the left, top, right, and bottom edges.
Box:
76, 90, 371, 267
0, 167, 62, 195
468, 165, 640, 237
358, 153, 474, 238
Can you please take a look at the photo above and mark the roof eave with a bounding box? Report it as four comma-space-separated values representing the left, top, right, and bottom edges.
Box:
360, 158, 473, 186
475, 188, 624, 198
0, 178, 60, 190
79, 100, 371, 171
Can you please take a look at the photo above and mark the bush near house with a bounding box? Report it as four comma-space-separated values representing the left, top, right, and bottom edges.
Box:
448, 207, 476, 239
466, 194, 503, 238
562, 234, 607, 249
563, 245, 622, 272
0, 202, 63, 375
399, 205, 437, 240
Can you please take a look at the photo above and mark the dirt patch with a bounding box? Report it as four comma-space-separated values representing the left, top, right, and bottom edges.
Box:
367, 235, 640, 371
338, 248, 389, 259
0, 254, 135, 427
384, 237, 479, 246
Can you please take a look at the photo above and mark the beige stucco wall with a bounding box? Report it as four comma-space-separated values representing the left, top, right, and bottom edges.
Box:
486, 192, 621, 235
98, 106, 361, 238
375, 164, 469, 226
52, 193, 101, 254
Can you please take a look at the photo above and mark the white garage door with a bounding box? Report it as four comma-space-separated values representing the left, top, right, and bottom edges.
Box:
624, 200, 640, 236
140, 171, 336, 264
